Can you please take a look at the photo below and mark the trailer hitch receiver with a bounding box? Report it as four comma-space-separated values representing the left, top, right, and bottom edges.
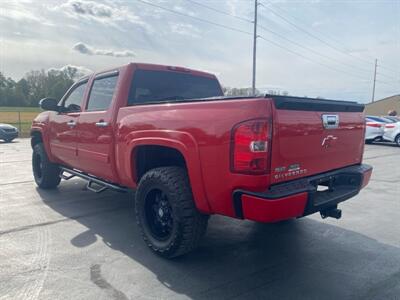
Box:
320, 207, 342, 220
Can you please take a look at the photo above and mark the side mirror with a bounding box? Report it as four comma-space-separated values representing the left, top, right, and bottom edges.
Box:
66, 103, 81, 113
39, 98, 59, 112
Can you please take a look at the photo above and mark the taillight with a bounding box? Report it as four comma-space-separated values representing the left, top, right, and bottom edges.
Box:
231, 119, 271, 174
385, 124, 396, 129
366, 122, 382, 128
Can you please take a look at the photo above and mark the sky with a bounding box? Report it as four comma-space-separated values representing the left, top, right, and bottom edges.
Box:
0, 0, 399, 103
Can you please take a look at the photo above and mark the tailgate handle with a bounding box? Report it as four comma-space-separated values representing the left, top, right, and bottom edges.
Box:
322, 115, 339, 129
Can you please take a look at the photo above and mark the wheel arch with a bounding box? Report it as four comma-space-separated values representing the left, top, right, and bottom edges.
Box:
30, 127, 55, 162
395, 133, 400, 145
134, 145, 187, 181
31, 129, 43, 148
125, 131, 211, 213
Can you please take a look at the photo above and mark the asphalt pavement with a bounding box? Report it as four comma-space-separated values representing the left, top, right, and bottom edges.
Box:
0, 139, 399, 300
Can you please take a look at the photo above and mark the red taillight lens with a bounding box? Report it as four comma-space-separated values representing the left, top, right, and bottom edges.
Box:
385, 124, 395, 128
366, 122, 382, 128
231, 120, 270, 174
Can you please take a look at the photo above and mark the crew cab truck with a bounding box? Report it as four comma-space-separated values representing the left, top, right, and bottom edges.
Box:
31, 63, 372, 258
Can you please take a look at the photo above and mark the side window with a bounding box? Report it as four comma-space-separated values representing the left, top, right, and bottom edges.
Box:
87, 74, 119, 111
62, 82, 87, 112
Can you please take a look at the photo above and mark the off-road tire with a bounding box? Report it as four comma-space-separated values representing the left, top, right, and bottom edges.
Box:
135, 167, 209, 258
32, 143, 61, 189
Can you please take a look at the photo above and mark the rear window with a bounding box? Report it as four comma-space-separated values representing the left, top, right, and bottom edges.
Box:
128, 69, 223, 105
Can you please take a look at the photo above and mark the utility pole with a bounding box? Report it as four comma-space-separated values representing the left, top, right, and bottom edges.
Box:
371, 58, 377, 102
252, 0, 258, 96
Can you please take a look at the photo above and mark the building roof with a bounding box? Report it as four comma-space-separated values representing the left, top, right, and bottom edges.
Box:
365, 94, 400, 115
367, 94, 400, 105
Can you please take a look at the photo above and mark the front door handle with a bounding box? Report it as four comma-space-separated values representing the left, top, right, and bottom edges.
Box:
67, 120, 76, 128
95, 121, 108, 128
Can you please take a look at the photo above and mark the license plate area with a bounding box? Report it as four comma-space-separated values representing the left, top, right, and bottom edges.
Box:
309, 173, 362, 208
315, 176, 336, 192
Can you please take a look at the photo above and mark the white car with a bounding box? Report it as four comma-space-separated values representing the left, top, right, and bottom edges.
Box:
365, 116, 386, 144
383, 119, 400, 146
382, 116, 400, 123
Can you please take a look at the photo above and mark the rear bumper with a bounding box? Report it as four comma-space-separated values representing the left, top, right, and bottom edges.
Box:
233, 164, 372, 223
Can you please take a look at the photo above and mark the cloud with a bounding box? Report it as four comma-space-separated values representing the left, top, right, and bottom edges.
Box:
59, 0, 118, 20
48, 65, 93, 80
347, 47, 369, 54
172, 5, 196, 17
72, 42, 135, 58
0, 1, 54, 26
378, 40, 394, 46
312, 21, 324, 28
55, 0, 146, 29
70, 0, 112, 18
170, 23, 200, 38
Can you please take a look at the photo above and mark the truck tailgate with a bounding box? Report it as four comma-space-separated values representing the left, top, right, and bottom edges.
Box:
269, 96, 365, 184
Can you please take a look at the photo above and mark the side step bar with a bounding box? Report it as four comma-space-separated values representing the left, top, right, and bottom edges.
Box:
60, 167, 129, 193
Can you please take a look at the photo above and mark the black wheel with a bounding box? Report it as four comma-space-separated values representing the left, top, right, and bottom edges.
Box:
365, 139, 373, 144
135, 167, 208, 258
32, 143, 61, 189
395, 135, 400, 147
4, 138, 14, 143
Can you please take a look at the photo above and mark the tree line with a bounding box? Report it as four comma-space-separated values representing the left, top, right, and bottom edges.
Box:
0, 67, 82, 107
0, 66, 291, 107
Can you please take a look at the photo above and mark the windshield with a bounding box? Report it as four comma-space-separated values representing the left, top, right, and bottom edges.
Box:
128, 69, 223, 105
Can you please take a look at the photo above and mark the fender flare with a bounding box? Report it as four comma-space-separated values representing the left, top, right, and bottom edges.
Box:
125, 130, 211, 213
30, 126, 55, 162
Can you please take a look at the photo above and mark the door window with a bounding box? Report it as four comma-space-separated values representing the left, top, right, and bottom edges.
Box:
62, 82, 87, 112
87, 74, 119, 111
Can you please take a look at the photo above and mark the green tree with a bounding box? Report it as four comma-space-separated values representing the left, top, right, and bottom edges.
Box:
0, 68, 77, 107
0, 73, 17, 106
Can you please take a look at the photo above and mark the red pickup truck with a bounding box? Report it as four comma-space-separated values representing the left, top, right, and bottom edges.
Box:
31, 63, 372, 258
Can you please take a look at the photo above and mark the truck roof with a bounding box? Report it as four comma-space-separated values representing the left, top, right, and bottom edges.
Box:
130, 63, 217, 79
81, 63, 217, 81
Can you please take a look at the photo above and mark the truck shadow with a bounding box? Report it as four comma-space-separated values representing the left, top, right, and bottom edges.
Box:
37, 181, 400, 300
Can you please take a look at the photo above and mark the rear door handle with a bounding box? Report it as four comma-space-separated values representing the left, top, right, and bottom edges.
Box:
95, 121, 108, 128
67, 120, 76, 127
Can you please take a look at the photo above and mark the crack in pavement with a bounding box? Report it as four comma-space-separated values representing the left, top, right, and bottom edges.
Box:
0, 159, 31, 164
90, 264, 129, 300
370, 178, 399, 183
0, 180, 33, 186
0, 207, 124, 236
364, 152, 400, 161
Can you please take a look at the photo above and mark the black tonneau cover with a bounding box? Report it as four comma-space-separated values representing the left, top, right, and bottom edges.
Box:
268, 95, 365, 113
129, 94, 365, 112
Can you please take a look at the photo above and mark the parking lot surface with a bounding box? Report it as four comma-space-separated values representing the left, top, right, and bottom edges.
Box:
0, 139, 399, 300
